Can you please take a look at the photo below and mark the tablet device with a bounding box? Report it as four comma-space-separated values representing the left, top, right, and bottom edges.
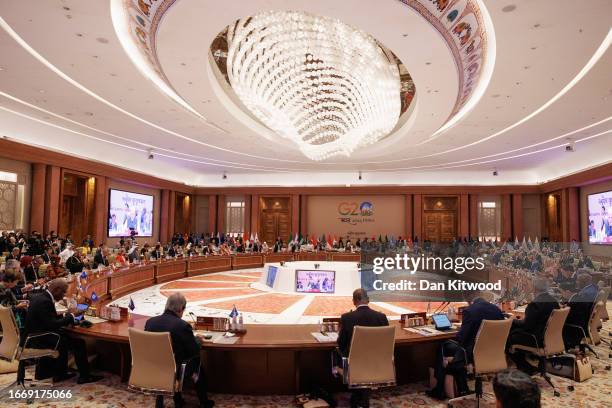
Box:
76, 303, 89, 312
432, 313, 452, 331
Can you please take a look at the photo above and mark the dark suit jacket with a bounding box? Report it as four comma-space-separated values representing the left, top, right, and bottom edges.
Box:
145, 310, 200, 366
23, 291, 74, 347
456, 298, 504, 351
513, 292, 560, 342
337, 305, 389, 356
93, 250, 108, 268
565, 284, 598, 331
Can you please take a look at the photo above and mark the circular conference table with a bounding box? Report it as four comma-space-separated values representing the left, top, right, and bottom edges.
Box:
68, 253, 456, 395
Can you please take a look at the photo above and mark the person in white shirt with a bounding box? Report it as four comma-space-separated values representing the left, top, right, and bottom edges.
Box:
58, 244, 75, 264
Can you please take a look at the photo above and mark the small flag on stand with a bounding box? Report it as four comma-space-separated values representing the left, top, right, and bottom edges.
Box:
80, 270, 88, 280
91, 291, 99, 302
229, 304, 238, 318
128, 297, 135, 311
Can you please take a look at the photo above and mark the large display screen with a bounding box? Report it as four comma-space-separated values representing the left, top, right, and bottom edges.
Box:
108, 189, 154, 237
295, 270, 335, 293
587, 190, 612, 244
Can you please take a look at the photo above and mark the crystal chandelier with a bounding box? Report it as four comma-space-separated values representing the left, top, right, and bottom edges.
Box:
225, 11, 401, 160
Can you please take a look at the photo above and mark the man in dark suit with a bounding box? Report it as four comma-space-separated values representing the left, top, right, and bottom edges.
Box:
23, 278, 102, 384
145, 292, 214, 408
41, 246, 53, 264
508, 279, 560, 370
92, 245, 109, 269
428, 290, 504, 400
337, 289, 388, 408
563, 272, 599, 348
149, 243, 163, 260
65, 252, 84, 274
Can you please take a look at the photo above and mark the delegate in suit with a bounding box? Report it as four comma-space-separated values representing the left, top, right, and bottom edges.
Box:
145, 292, 214, 408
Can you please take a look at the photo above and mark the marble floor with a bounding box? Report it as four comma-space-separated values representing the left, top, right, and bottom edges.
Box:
112, 269, 459, 324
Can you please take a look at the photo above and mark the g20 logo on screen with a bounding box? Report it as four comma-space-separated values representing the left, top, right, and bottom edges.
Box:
338, 201, 374, 218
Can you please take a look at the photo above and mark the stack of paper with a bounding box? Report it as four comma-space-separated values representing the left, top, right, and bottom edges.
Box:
404, 327, 446, 336
311, 332, 339, 342
212, 334, 239, 344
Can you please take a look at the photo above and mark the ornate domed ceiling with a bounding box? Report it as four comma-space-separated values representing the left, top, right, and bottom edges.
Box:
0, 0, 609, 186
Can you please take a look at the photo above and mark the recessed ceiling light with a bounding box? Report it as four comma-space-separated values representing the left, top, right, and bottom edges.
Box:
38, 89, 45, 93
96, 37, 109, 44
502, 5, 516, 12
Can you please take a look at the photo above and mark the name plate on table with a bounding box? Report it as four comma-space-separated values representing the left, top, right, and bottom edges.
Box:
196, 316, 229, 331
100, 305, 122, 321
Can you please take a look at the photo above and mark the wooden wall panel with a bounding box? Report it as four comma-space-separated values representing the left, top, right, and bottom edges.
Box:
208, 195, 217, 234
94, 176, 107, 245
217, 195, 225, 234
44, 165, 61, 234
469, 194, 478, 239
459, 194, 469, 238
404, 194, 413, 239
300, 195, 308, 236
413, 194, 422, 240
291, 194, 300, 236
512, 194, 523, 240
251, 194, 259, 238
160, 189, 170, 244
244, 194, 252, 235
501, 194, 512, 240
30, 163, 46, 233
168, 190, 176, 236
567, 188, 580, 242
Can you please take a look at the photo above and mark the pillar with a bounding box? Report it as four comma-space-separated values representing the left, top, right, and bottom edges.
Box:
43, 165, 61, 234
512, 194, 523, 240
29, 163, 46, 233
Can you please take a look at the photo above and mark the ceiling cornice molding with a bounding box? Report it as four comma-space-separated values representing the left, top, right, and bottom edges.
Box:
194, 185, 541, 195
540, 161, 612, 193
2, 138, 610, 195
0, 138, 195, 194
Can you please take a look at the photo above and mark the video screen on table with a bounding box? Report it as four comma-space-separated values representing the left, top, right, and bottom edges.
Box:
587, 190, 612, 244
108, 189, 154, 237
266, 265, 278, 287
295, 270, 335, 293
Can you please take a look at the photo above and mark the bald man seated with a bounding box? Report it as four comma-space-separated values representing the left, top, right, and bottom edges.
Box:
23, 278, 102, 384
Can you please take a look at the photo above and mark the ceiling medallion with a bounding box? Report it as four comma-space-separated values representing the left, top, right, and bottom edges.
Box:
222, 11, 402, 160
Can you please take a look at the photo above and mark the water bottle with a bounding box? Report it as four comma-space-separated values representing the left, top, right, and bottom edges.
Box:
238, 313, 244, 331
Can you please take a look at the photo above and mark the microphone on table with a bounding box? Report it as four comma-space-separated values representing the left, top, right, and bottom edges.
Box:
433, 301, 451, 314
188, 311, 198, 327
